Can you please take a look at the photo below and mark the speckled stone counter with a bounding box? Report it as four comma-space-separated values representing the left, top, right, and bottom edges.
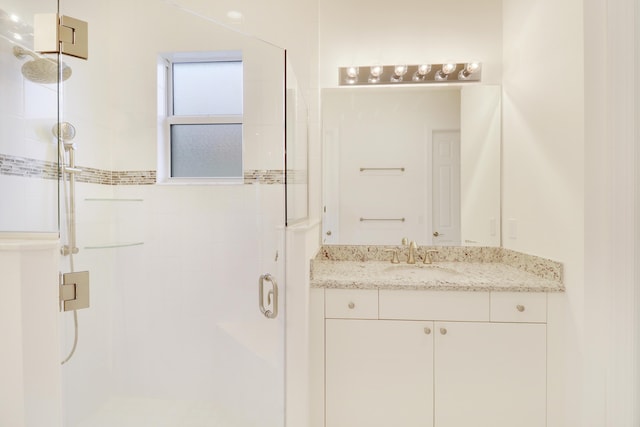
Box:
310, 245, 564, 292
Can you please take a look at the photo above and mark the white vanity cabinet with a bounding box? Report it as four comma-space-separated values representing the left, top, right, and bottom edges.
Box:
323, 289, 547, 427
326, 319, 435, 427
434, 321, 546, 427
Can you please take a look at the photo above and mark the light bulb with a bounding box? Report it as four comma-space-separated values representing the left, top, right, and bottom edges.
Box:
465, 62, 481, 73
391, 65, 408, 82
458, 62, 481, 80
370, 65, 383, 77
413, 64, 432, 81
346, 67, 359, 78
442, 63, 457, 74
418, 64, 431, 75
435, 63, 457, 81
368, 65, 383, 83
394, 65, 408, 76
226, 10, 243, 21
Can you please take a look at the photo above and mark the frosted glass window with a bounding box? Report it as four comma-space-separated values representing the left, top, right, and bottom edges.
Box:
173, 62, 243, 115
171, 124, 242, 178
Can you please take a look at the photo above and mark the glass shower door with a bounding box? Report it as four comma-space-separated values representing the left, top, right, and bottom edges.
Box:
57, 1, 287, 426
0, 0, 60, 233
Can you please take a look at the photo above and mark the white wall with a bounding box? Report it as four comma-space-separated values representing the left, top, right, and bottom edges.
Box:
582, 1, 608, 425
583, 0, 640, 425
501, 0, 584, 426
319, 0, 503, 88
460, 85, 501, 247
0, 235, 62, 427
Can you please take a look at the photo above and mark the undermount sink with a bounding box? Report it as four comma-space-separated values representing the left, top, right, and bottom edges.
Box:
383, 263, 460, 279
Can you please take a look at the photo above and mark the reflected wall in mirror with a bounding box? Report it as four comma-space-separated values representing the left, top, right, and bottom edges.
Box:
322, 85, 500, 246
285, 56, 310, 224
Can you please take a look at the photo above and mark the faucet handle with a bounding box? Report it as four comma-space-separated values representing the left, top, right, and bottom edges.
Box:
384, 248, 400, 264
423, 249, 439, 264
401, 237, 408, 245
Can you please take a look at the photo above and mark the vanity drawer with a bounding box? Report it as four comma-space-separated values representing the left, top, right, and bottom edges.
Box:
325, 289, 378, 319
490, 292, 547, 323
379, 290, 490, 321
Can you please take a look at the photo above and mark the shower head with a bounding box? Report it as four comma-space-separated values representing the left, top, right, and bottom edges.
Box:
13, 45, 72, 84
52, 122, 77, 142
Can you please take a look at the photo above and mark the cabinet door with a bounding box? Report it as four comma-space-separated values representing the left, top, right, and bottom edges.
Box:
326, 319, 434, 427
434, 322, 546, 427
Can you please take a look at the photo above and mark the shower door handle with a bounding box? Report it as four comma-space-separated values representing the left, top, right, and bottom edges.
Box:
259, 274, 279, 319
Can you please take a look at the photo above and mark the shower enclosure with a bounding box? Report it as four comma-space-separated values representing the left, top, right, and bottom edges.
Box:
2, 0, 308, 425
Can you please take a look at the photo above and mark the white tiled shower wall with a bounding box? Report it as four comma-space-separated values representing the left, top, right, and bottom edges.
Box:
0, 25, 58, 232
54, 0, 319, 426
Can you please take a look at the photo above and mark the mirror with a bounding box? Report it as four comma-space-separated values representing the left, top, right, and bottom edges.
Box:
285, 57, 310, 225
322, 85, 501, 246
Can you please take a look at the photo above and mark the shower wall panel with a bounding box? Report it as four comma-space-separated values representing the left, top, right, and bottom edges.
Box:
0, 1, 59, 232
59, 0, 287, 425
0, 234, 62, 427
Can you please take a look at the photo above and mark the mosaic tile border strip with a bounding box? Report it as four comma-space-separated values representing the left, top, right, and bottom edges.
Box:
0, 154, 58, 180
0, 154, 290, 186
244, 169, 284, 184
286, 169, 308, 185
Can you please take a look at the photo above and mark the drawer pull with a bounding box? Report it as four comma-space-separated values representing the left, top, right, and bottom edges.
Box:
440, 328, 447, 335
348, 302, 355, 309
516, 304, 525, 312
424, 327, 432, 335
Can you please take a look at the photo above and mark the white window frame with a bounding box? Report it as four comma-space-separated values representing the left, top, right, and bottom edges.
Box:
157, 51, 244, 184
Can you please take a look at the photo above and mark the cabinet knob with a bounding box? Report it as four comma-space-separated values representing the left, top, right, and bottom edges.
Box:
424, 327, 432, 335
516, 304, 525, 312
440, 328, 447, 335
348, 302, 355, 309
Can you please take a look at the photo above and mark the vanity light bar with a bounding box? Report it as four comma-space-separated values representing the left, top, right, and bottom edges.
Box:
339, 63, 482, 86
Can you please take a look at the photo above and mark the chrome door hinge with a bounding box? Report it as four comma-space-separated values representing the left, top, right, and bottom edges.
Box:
34, 14, 88, 60
59, 271, 90, 312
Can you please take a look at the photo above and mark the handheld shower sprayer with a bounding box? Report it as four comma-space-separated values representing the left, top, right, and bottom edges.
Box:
52, 121, 77, 141
52, 122, 77, 152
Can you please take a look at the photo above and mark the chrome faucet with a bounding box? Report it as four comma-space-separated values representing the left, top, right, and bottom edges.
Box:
401, 238, 418, 264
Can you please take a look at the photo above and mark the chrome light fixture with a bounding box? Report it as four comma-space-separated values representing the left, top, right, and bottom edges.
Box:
338, 62, 481, 86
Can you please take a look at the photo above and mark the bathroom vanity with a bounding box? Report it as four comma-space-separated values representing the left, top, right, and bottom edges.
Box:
310, 245, 564, 427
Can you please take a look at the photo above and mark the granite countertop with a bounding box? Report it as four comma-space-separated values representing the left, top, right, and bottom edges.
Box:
310, 245, 565, 293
